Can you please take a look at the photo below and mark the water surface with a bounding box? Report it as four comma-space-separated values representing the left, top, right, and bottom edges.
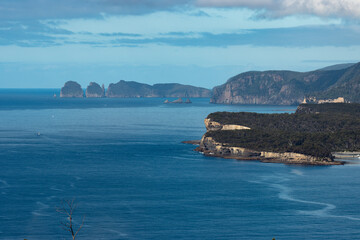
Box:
1, 90, 359, 240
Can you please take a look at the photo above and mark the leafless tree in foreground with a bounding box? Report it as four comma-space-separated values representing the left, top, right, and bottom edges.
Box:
56, 199, 85, 240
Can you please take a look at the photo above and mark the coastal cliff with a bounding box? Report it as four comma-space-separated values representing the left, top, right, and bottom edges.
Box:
211, 62, 360, 105
193, 104, 360, 165
60, 81, 84, 98
196, 135, 339, 165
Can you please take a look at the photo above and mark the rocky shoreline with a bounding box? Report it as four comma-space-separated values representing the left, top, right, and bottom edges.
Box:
188, 117, 345, 166
192, 136, 344, 166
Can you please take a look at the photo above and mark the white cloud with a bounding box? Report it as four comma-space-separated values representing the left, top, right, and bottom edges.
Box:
196, 0, 360, 19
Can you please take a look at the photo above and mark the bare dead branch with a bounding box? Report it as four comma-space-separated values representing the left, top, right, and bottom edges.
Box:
57, 199, 85, 240
74, 215, 85, 239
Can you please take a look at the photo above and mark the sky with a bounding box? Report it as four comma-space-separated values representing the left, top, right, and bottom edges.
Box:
0, 0, 360, 88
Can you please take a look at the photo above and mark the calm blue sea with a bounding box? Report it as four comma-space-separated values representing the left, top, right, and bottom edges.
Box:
1, 89, 360, 240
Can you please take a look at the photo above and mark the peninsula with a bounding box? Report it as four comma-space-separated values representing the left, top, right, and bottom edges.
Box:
194, 103, 360, 165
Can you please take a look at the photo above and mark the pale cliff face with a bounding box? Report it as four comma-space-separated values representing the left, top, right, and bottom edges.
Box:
204, 118, 251, 131
197, 136, 335, 165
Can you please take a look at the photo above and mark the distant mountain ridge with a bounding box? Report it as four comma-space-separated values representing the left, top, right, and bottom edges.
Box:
211, 62, 360, 105
317, 63, 355, 71
60, 80, 211, 98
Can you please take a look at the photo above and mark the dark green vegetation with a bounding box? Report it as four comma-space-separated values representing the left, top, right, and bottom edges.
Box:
296, 103, 360, 115
206, 103, 360, 158
211, 62, 360, 105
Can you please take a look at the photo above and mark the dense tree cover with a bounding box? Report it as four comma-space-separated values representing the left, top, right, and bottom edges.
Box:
206, 103, 360, 158
296, 103, 360, 115
208, 104, 360, 133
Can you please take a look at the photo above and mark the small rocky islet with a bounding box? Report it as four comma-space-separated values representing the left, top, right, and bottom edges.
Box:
85, 82, 105, 98
59, 81, 84, 98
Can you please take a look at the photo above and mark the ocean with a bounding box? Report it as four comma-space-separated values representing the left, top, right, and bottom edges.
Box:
1, 89, 360, 240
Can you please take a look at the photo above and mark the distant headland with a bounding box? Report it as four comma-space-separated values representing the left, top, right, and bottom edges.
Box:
210, 62, 360, 105
60, 80, 211, 98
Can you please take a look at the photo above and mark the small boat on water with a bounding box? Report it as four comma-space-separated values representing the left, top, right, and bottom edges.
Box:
185, 98, 192, 104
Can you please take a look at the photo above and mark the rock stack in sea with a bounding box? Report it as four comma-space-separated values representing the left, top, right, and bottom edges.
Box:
86, 82, 105, 98
60, 81, 84, 98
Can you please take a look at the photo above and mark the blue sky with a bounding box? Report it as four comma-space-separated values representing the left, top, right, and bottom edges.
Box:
0, 0, 360, 88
